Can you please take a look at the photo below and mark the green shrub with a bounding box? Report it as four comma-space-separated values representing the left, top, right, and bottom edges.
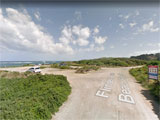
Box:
50, 63, 59, 68
50, 63, 71, 69
129, 63, 160, 100
59, 66, 71, 69
0, 71, 34, 79
75, 65, 100, 73
39, 66, 47, 69
0, 73, 71, 119
23, 64, 34, 67
146, 61, 160, 66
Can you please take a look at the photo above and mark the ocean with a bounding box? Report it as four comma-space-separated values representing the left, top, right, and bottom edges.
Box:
0, 61, 61, 67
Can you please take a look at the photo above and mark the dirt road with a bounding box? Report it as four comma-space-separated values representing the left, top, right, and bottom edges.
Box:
47, 67, 159, 120
0, 67, 159, 120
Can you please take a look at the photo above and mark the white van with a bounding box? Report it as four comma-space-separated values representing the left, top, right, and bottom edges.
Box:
27, 67, 41, 73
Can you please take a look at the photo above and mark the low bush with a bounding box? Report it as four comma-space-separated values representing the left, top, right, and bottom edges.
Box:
0, 73, 71, 119
50, 63, 71, 69
75, 65, 100, 73
129, 62, 160, 100
0, 70, 34, 79
50, 63, 59, 68
39, 66, 48, 69
74, 57, 147, 67
23, 64, 34, 67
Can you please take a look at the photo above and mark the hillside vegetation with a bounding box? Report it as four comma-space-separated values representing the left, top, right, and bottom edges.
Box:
131, 53, 160, 61
129, 61, 160, 100
74, 58, 147, 67
0, 71, 71, 120
53, 58, 147, 73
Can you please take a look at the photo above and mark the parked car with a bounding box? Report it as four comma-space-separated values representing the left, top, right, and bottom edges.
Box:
27, 67, 41, 73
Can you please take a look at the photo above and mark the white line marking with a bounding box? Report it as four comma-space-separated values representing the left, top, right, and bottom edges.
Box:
96, 90, 108, 98
118, 94, 135, 104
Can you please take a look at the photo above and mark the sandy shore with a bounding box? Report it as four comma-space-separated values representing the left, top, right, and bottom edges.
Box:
0, 67, 159, 120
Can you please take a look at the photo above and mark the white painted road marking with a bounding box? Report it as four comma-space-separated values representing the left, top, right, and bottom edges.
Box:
118, 74, 135, 104
119, 94, 135, 104
96, 90, 109, 98
96, 73, 114, 98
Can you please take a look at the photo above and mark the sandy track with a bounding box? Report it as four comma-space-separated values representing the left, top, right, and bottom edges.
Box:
0, 67, 159, 120
0, 66, 31, 73
48, 67, 159, 120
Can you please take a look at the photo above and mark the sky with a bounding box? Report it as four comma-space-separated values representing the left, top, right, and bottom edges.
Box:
0, 3, 159, 61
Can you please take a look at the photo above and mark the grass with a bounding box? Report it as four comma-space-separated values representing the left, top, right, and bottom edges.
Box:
39, 65, 50, 69
0, 71, 71, 120
75, 65, 100, 73
129, 61, 160, 100
40, 66, 47, 69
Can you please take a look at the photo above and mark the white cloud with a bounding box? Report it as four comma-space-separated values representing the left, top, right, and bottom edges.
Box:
119, 23, 124, 29
147, 43, 160, 47
0, 8, 107, 56
59, 25, 90, 46
93, 26, 99, 35
150, 28, 159, 32
78, 44, 94, 52
59, 25, 108, 51
94, 36, 107, 45
34, 11, 41, 21
138, 21, 159, 33
71, 25, 90, 46
59, 25, 72, 45
72, 25, 90, 39
77, 38, 89, 46
119, 12, 140, 21
129, 22, 137, 27
95, 46, 104, 52
0, 8, 74, 55
78, 44, 104, 52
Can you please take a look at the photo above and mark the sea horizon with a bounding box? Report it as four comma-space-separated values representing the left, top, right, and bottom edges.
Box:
0, 61, 61, 67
